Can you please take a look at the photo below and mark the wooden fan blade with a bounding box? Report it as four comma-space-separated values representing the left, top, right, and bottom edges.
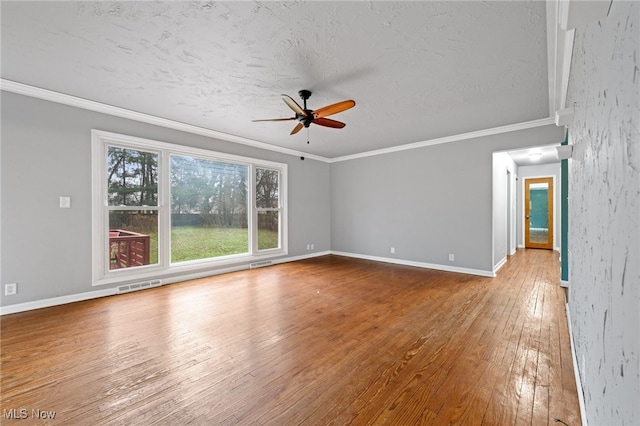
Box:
290, 122, 304, 135
252, 117, 296, 122
313, 100, 355, 119
312, 117, 346, 129
281, 95, 307, 116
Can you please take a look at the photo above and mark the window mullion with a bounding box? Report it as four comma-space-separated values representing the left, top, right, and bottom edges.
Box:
160, 150, 171, 266
249, 164, 257, 255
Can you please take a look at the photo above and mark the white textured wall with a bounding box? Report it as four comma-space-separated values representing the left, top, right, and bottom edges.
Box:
566, 2, 640, 425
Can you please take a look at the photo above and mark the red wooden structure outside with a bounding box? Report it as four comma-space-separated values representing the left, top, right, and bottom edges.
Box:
109, 229, 150, 269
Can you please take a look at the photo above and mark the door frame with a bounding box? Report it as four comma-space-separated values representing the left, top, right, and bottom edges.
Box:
524, 177, 554, 249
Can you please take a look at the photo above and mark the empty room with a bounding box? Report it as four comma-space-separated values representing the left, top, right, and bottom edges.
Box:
1, 1, 637, 425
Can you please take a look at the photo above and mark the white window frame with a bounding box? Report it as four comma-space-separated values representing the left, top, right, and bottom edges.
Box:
91, 130, 288, 286
253, 166, 284, 254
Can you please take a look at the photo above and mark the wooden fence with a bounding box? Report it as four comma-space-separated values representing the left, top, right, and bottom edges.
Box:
109, 229, 150, 270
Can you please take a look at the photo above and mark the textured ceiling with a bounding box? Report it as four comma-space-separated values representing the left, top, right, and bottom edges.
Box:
1, 1, 550, 158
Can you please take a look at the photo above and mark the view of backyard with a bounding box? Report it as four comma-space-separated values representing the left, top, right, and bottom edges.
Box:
110, 224, 279, 268
107, 147, 281, 270
169, 226, 279, 263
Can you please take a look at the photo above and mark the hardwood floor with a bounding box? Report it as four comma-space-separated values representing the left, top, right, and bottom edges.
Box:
0, 249, 581, 425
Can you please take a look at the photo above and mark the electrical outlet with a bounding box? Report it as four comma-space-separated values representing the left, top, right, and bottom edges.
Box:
310, 244, 314, 250
5, 283, 17, 296
448, 254, 455, 261
390, 247, 395, 254
306, 244, 311, 250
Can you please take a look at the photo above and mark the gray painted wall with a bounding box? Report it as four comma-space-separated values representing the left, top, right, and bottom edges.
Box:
1, 92, 331, 307
331, 125, 564, 274
566, 1, 640, 424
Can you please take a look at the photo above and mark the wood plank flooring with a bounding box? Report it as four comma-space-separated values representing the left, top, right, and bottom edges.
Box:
0, 249, 581, 425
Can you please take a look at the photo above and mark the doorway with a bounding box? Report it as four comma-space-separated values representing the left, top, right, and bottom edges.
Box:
524, 177, 554, 249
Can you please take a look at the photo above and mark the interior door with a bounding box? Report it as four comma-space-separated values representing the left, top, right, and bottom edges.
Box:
524, 177, 554, 249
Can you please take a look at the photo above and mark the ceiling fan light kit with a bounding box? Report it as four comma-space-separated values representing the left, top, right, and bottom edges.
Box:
253, 90, 355, 143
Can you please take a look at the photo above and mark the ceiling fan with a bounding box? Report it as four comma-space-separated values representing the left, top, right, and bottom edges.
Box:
253, 90, 355, 137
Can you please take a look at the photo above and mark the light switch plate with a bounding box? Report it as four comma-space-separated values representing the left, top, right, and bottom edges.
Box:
59, 196, 71, 208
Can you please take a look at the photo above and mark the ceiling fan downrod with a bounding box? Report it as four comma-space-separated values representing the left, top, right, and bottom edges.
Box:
298, 89, 312, 108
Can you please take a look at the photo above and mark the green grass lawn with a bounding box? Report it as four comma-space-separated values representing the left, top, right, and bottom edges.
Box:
146, 226, 279, 264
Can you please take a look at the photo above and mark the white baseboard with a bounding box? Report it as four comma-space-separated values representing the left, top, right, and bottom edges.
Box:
0, 251, 331, 316
0, 288, 116, 316
565, 303, 588, 426
493, 256, 508, 274
274, 251, 331, 265
330, 251, 495, 277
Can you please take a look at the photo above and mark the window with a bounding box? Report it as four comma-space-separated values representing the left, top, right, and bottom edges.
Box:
107, 146, 159, 270
92, 130, 287, 286
170, 155, 249, 263
255, 168, 282, 251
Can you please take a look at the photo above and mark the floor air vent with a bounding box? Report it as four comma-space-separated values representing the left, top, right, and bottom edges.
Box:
250, 260, 273, 269
117, 279, 162, 294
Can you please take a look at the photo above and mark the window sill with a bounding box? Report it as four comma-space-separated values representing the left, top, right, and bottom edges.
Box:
93, 249, 287, 287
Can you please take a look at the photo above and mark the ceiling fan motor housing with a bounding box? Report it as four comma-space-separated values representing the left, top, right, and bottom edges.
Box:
300, 112, 315, 127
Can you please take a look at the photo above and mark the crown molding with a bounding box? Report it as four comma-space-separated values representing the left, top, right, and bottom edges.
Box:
2, 79, 556, 164
329, 117, 556, 163
547, 0, 586, 118
0, 79, 330, 163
